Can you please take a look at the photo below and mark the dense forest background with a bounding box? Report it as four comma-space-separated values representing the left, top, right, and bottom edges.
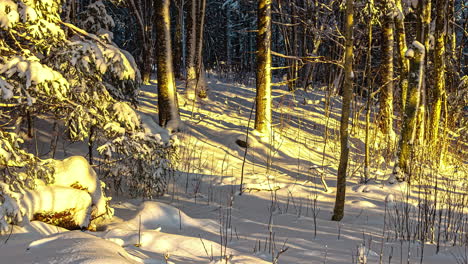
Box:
0, 0, 468, 262
0, 0, 467, 257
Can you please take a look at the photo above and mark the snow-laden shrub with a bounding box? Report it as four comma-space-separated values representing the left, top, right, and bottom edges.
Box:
0, 0, 177, 229
0, 156, 114, 232
98, 120, 179, 198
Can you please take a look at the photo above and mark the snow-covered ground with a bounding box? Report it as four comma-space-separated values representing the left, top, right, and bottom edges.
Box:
1, 75, 466, 263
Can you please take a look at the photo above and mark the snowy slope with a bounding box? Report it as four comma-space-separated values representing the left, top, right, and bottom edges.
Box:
1, 75, 466, 263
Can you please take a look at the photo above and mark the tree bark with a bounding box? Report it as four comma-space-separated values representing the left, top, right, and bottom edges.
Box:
417, 0, 431, 143
194, 0, 207, 97
155, 0, 181, 130
185, 0, 197, 99
395, 0, 409, 113
254, 0, 272, 139
129, 0, 152, 84
332, 0, 353, 221
395, 41, 425, 180
429, 0, 446, 145
363, 0, 374, 183
173, 0, 184, 79
378, 0, 395, 143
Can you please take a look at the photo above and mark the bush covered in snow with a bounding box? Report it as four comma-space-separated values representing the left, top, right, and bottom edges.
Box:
0, 0, 177, 230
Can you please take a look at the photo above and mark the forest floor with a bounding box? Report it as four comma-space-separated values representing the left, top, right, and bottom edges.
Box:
0, 75, 467, 263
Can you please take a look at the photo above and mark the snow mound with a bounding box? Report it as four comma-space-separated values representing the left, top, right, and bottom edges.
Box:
1, 156, 112, 231
138, 112, 170, 143
46, 156, 113, 223
20, 186, 92, 228
129, 201, 199, 230
24, 231, 141, 264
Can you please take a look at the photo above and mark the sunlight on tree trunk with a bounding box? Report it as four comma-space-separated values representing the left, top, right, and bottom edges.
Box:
332, 0, 353, 222
254, 0, 272, 140
429, 0, 446, 146
417, 0, 431, 144
378, 0, 395, 149
395, 41, 425, 180
155, 0, 181, 130
395, 0, 409, 113
185, 0, 197, 99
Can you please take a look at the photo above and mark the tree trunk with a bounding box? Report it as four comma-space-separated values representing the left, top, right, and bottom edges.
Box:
194, 0, 207, 97
418, 0, 431, 143
394, 0, 409, 114
254, 0, 272, 139
332, 0, 353, 222
173, 0, 184, 79
378, 0, 395, 144
226, 2, 233, 67
155, 0, 181, 131
429, 0, 446, 145
129, 0, 152, 84
185, 0, 197, 99
395, 41, 425, 180
287, 0, 298, 91
363, 0, 374, 183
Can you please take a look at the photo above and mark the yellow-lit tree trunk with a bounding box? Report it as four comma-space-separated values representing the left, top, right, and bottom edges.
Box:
395, 41, 425, 180
417, 0, 431, 143
395, 0, 409, 113
429, 0, 446, 144
155, 0, 181, 130
332, 0, 353, 221
378, 0, 395, 144
254, 0, 272, 139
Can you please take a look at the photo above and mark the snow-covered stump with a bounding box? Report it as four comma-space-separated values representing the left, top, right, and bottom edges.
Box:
0, 156, 113, 232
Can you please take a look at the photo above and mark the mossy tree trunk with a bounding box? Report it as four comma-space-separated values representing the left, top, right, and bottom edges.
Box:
254, 0, 272, 139
429, 0, 446, 145
417, 0, 431, 143
395, 0, 409, 113
378, 0, 395, 146
332, 0, 353, 221
396, 41, 425, 180
155, 0, 181, 130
